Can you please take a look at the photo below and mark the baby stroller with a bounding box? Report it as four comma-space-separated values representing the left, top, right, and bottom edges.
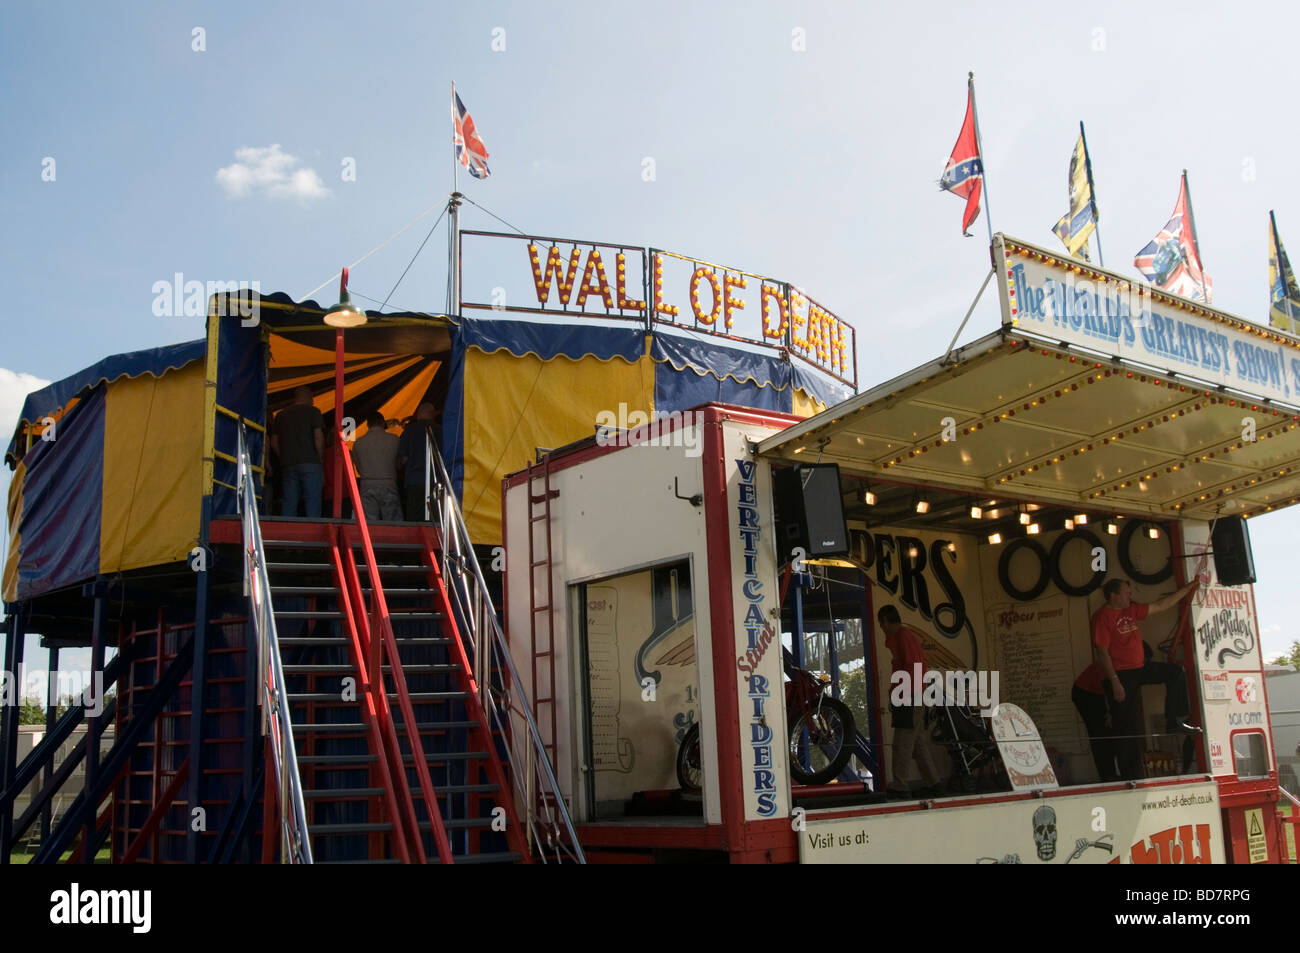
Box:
925, 698, 1009, 794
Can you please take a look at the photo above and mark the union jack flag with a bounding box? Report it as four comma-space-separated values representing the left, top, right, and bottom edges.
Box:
940, 82, 983, 237
452, 84, 491, 180
1134, 174, 1212, 303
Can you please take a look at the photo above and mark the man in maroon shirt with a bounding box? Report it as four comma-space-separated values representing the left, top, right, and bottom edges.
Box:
877, 604, 941, 798
1091, 577, 1197, 779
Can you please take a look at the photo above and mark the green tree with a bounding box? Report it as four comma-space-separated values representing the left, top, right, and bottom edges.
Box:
1269, 640, 1300, 669
18, 696, 46, 725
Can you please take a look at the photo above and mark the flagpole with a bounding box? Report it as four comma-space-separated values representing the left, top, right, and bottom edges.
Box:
1272, 209, 1297, 336
1182, 169, 1210, 302
451, 81, 459, 196
968, 72, 994, 245
1079, 120, 1104, 267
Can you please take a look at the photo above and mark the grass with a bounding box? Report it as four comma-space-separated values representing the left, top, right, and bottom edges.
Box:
9, 847, 111, 864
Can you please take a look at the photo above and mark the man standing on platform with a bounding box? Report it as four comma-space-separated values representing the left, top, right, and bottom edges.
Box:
397, 402, 438, 521
270, 385, 325, 518
352, 411, 402, 521
877, 604, 942, 799
1091, 577, 1199, 780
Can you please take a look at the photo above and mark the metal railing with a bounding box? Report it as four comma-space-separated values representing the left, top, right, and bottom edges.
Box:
236, 424, 312, 864
423, 435, 585, 863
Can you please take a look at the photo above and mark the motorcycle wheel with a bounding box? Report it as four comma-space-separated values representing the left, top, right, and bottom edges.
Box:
676, 723, 702, 794
788, 697, 856, 785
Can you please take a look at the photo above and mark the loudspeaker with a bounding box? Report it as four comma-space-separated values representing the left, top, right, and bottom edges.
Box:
772, 464, 849, 557
1211, 516, 1256, 586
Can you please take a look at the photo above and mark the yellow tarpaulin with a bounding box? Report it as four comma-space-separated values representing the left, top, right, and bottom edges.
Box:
100, 362, 204, 573
460, 347, 656, 542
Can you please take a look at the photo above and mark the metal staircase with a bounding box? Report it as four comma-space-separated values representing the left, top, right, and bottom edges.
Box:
236, 425, 582, 864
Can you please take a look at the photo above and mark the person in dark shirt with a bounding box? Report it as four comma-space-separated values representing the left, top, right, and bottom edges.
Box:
270, 386, 325, 517
397, 402, 438, 521
1071, 662, 1120, 782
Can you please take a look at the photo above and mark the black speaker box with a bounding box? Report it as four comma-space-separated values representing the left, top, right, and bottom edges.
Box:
1211, 515, 1256, 586
772, 464, 849, 558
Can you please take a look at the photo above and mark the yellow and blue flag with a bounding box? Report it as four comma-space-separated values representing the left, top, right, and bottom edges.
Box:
1052, 127, 1097, 261
1269, 211, 1300, 332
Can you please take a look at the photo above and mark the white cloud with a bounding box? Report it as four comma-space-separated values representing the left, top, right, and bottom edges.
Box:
0, 367, 51, 444
215, 144, 329, 202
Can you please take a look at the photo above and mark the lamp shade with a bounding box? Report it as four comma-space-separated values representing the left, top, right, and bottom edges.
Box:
324, 266, 367, 327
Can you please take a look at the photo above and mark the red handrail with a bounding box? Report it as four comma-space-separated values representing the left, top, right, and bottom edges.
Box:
416, 524, 531, 861
337, 433, 454, 864
326, 532, 414, 863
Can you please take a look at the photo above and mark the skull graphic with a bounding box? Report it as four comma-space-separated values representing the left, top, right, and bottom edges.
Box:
1032, 805, 1057, 861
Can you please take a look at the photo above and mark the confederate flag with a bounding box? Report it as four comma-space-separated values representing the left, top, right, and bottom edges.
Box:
940, 84, 983, 237
1134, 173, 1212, 303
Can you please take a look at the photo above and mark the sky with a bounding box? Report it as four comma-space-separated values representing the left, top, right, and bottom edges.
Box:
3, 0, 1300, 679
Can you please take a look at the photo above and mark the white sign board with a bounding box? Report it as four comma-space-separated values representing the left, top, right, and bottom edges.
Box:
800, 780, 1223, 864
994, 234, 1300, 404
989, 703, 1059, 791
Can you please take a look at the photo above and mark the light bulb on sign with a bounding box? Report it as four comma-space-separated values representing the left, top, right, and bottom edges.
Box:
988, 533, 1002, 545
970, 506, 982, 519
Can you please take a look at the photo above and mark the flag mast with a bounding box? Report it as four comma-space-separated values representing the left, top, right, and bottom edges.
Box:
968, 72, 994, 245
449, 82, 462, 316
1272, 209, 1298, 336
1181, 169, 1210, 303
1079, 120, 1104, 267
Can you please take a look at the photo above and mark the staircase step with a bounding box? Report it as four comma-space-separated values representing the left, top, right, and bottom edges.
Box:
436, 783, 500, 795
387, 692, 468, 701
298, 754, 379, 765
385, 612, 443, 621
303, 787, 385, 799
442, 816, 495, 830
356, 565, 435, 574
270, 585, 341, 596
284, 663, 457, 675
308, 822, 393, 834
279, 637, 347, 646
275, 610, 345, 620
430, 851, 522, 865
292, 722, 368, 734
406, 749, 489, 761
265, 561, 331, 572
317, 859, 403, 865
412, 721, 481, 733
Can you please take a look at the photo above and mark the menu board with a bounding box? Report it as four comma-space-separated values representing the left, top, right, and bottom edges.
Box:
989, 595, 1086, 752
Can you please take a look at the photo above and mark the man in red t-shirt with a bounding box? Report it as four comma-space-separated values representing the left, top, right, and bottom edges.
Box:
1090, 577, 1197, 779
877, 604, 941, 798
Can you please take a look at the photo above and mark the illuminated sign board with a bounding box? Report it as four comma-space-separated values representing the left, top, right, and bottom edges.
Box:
994, 234, 1300, 405
459, 230, 857, 387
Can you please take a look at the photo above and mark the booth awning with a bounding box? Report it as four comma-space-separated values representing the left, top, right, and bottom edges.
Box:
757, 329, 1300, 521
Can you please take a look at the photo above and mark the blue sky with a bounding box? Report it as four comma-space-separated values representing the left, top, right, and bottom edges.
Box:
3, 1, 1300, 677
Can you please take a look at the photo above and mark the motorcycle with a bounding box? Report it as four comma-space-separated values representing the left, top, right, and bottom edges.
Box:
676, 648, 856, 792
